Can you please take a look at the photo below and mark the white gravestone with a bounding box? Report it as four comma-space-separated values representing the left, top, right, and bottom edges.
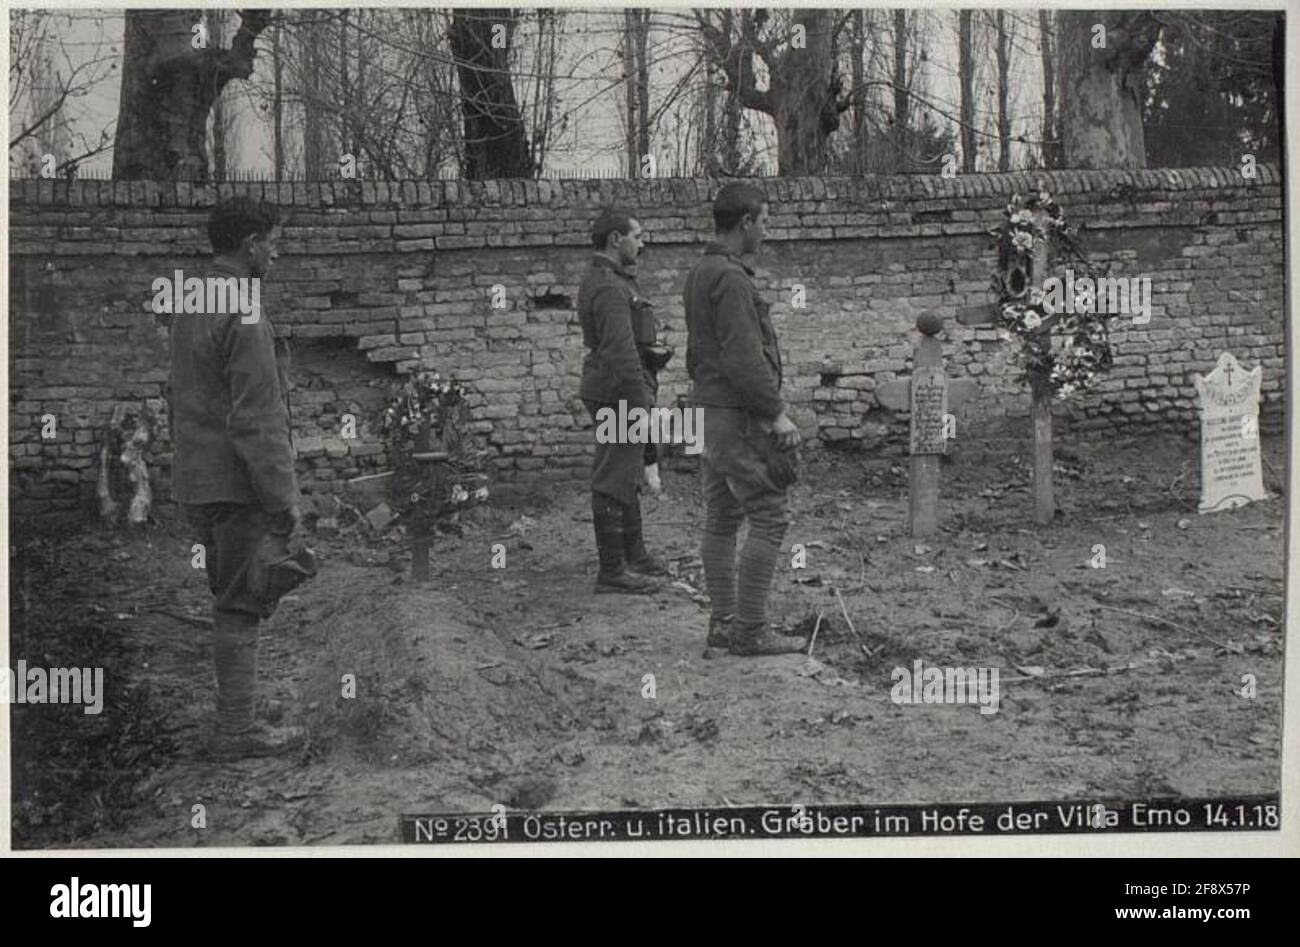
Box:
1192, 352, 1267, 514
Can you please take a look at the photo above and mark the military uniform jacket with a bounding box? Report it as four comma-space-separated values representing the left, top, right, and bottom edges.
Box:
168, 258, 300, 512
577, 253, 654, 408
683, 241, 785, 421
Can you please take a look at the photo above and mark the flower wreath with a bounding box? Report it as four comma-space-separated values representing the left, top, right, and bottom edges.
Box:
379, 371, 490, 530
992, 190, 1114, 398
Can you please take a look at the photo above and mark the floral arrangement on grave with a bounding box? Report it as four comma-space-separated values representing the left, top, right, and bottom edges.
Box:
379, 370, 490, 534
992, 190, 1115, 398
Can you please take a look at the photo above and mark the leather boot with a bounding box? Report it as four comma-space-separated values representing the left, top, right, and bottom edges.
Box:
727, 620, 807, 656
706, 614, 734, 648
622, 495, 669, 576
207, 611, 304, 761
592, 493, 660, 594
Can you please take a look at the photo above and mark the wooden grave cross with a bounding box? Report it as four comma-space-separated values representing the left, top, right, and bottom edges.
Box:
957, 205, 1058, 525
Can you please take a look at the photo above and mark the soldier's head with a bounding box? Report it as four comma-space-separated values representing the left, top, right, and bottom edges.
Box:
713, 183, 768, 255
209, 197, 283, 278
592, 208, 644, 267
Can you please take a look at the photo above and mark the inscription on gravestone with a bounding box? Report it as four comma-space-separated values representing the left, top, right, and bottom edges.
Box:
1193, 352, 1267, 514
910, 367, 949, 456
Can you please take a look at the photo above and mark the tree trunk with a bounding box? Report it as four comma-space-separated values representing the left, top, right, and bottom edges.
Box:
272, 18, 283, 178
1059, 10, 1160, 169
113, 8, 270, 180
718, 9, 742, 172
301, 11, 326, 178
698, 8, 847, 175
1038, 11, 1060, 169
209, 11, 228, 181
623, 10, 638, 175
892, 9, 909, 138
339, 10, 351, 159
995, 11, 1012, 171
449, 8, 534, 179
958, 10, 976, 172
772, 9, 841, 175
635, 12, 650, 163
701, 61, 717, 175
852, 10, 867, 172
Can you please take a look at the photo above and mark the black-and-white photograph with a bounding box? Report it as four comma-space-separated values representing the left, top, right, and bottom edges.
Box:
5, 3, 1289, 853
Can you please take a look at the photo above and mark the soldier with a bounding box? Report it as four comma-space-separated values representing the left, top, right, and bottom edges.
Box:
578, 208, 668, 594
170, 197, 314, 760
684, 183, 807, 656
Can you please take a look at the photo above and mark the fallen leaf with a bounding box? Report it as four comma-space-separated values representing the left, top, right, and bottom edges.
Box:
1014, 665, 1045, 677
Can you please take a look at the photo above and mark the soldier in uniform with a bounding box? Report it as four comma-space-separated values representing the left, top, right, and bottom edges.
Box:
170, 197, 314, 759
684, 183, 807, 656
577, 208, 668, 594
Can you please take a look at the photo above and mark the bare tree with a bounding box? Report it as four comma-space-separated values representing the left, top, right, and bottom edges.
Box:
851, 10, 869, 162
113, 8, 271, 180
718, 9, 743, 172
1038, 11, 1061, 169
958, 10, 976, 172
524, 9, 562, 174
449, 8, 534, 179
299, 10, 329, 177
622, 10, 643, 175
993, 11, 1012, 171
271, 17, 284, 177
10, 10, 116, 176
207, 9, 242, 181
696, 8, 851, 175
1058, 10, 1161, 169
892, 8, 909, 148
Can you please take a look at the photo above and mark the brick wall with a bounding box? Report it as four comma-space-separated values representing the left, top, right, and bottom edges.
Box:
8, 167, 1286, 518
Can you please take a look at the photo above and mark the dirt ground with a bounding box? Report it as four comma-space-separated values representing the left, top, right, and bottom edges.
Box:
9, 432, 1286, 848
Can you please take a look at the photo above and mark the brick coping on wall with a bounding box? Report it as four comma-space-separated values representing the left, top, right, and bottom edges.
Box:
9, 165, 1281, 215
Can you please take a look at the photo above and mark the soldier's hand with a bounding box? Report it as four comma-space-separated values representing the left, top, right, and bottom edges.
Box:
771, 412, 801, 449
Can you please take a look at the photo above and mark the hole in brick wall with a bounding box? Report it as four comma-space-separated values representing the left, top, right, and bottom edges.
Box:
819, 370, 841, 387
329, 289, 360, 307
530, 292, 573, 310
289, 338, 393, 493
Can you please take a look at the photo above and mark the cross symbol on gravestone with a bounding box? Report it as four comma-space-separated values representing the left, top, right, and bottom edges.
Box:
1225, 364, 1234, 386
